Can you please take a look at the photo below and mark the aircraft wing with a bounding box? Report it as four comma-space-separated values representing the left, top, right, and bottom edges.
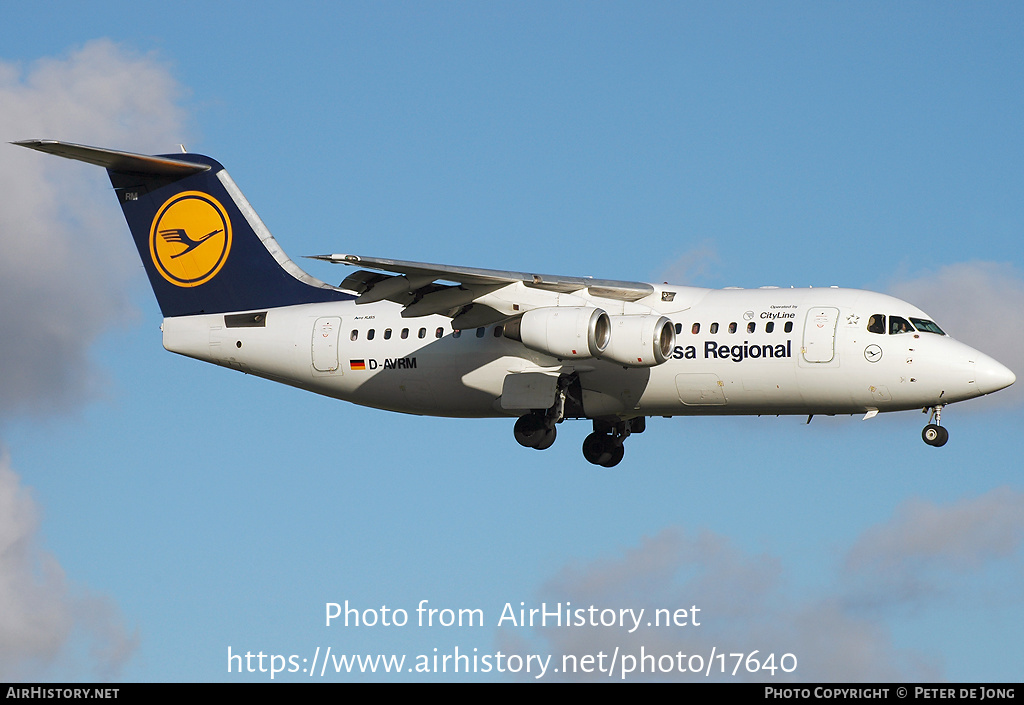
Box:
309, 253, 655, 328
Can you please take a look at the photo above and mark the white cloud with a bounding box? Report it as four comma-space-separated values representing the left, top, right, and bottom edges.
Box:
508, 488, 1023, 681
0, 40, 188, 679
0, 39, 189, 419
657, 240, 721, 286
843, 487, 1024, 607
0, 453, 138, 681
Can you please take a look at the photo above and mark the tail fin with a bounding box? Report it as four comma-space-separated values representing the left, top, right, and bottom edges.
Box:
14, 140, 351, 317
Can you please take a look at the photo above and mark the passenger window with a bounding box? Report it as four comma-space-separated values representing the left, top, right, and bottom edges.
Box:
728, 322, 737, 334
494, 325, 503, 337
889, 316, 913, 335
476, 327, 485, 338
350, 330, 358, 341
710, 322, 719, 334
747, 322, 755, 334
435, 327, 444, 339
867, 314, 886, 334
674, 323, 682, 335
766, 321, 775, 333
784, 322, 793, 333
418, 328, 426, 339
453, 330, 462, 339
367, 329, 375, 340
401, 328, 409, 339
692, 323, 700, 334
384, 328, 392, 340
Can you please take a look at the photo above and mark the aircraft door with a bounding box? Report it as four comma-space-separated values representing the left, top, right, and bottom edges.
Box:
802, 307, 839, 363
312, 317, 341, 373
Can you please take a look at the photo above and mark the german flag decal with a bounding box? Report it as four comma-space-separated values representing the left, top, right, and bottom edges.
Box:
349, 360, 366, 371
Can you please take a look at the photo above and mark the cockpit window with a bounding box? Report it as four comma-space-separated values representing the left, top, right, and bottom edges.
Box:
910, 318, 945, 335
889, 316, 913, 335
867, 314, 885, 334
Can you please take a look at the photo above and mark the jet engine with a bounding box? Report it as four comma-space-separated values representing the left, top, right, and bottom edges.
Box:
600, 314, 675, 367
503, 306, 611, 359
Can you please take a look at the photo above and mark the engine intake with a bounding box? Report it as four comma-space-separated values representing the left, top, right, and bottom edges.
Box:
503, 307, 611, 359
600, 315, 675, 367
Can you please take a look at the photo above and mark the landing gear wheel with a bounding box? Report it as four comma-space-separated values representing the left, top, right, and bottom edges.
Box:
583, 432, 612, 466
601, 443, 625, 468
583, 432, 624, 467
533, 427, 556, 451
922, 424, 949, 447
514, 413, 547, 448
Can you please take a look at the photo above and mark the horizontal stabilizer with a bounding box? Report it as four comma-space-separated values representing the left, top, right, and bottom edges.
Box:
13, 140, 209, 177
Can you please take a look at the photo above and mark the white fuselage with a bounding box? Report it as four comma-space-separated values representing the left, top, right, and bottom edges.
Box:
161, 283, 1013, 422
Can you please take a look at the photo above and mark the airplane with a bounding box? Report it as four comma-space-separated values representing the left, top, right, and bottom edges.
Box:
14, 139, 1016, 467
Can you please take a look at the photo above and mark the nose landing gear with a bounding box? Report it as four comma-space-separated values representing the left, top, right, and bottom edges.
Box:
922, 405, 949, 447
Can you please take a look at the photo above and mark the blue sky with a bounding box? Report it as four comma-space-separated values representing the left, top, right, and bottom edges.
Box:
1, 2, 1022, 682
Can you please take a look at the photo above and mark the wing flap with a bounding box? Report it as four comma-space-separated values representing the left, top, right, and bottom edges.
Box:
338, 269, 389, 295
402, 286, 498, 318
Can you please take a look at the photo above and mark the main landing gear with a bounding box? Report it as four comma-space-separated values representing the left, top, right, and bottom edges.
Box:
514, 411, 558, 450
513, 374, 573, 452
922, 404, 949, 447
516, 413, 645, 467
511, 374, 643, 467
582, 417, 645, 468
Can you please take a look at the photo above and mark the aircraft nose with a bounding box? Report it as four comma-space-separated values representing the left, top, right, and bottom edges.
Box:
975, 354, 1016, 395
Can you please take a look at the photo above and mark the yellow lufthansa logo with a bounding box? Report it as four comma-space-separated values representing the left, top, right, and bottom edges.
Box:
150, 191, 232, 287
